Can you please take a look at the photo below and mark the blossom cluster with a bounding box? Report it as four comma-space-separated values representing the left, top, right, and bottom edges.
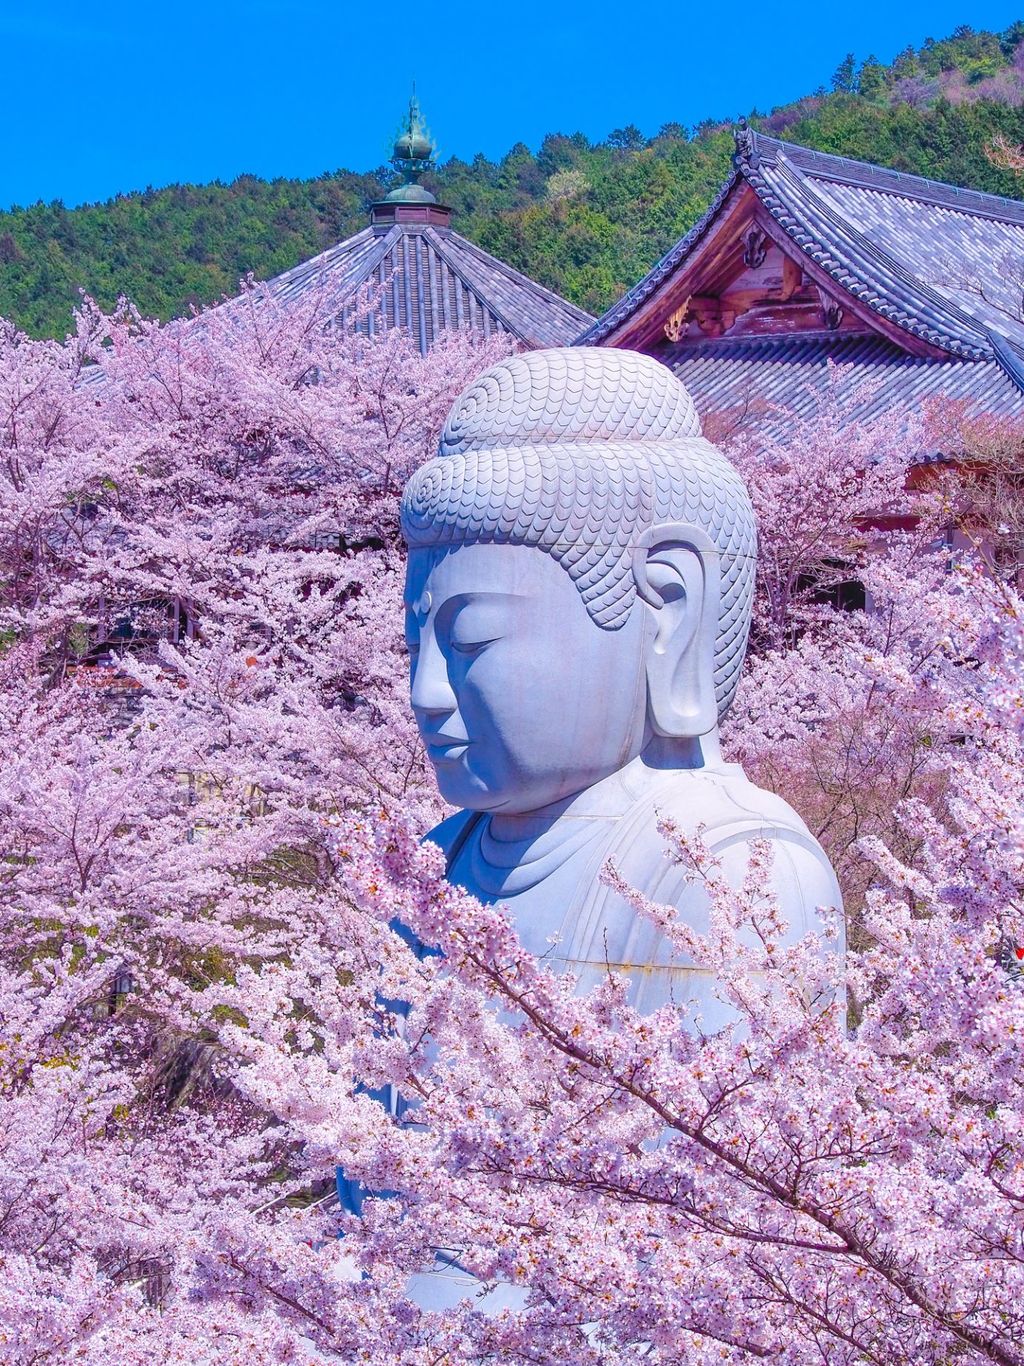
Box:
0, 301, 1021, 1363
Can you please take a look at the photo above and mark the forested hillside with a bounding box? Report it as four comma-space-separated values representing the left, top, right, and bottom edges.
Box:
5, 22, 1024, 337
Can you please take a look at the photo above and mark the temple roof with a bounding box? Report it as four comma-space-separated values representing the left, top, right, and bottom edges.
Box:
215, 99, 591, 353
258, 220, 592, 352
579, 129, 1024, 398
670, 334, 1024, 440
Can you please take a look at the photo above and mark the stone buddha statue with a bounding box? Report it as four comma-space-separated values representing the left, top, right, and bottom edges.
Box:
401, 348, 841, 1028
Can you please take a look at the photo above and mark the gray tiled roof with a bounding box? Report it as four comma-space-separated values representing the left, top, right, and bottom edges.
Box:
665, 334, 1024, 432
228, 222, 591, 353
578, 131, 1024, 391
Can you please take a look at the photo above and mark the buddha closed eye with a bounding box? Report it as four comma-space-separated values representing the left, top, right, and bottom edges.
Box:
405, 542, 650, 815
448, 606, 505, 654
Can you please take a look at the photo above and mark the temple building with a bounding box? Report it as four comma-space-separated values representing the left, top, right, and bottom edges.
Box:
238, 99, 591, 352
580, 128, 1024, 432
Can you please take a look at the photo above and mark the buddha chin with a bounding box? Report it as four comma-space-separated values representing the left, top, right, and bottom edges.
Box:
400, 347, 843, 1026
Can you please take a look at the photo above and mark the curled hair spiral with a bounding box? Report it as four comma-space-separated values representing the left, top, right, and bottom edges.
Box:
402, 349, 756, 718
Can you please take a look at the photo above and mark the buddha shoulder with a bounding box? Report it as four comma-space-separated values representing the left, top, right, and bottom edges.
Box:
610, 765, 843, 926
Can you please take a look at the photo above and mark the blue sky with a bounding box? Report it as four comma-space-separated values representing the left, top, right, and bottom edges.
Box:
3, 0, 1022, 209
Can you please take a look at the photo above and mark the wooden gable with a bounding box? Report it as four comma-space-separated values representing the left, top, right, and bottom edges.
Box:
605, 184, 946, 360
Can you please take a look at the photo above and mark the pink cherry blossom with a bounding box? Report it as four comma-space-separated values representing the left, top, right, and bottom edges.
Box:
0, 299, 1020, 1365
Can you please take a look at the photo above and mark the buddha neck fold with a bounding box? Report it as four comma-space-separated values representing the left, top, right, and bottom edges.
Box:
453, 737, 726, 901
486, 734, 725, 842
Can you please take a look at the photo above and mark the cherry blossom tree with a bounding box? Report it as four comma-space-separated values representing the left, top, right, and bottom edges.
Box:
725, 365, 926, 651
926, 398, 1024, 588
0, 308, 1022, 1366
0, 289, 512, 1361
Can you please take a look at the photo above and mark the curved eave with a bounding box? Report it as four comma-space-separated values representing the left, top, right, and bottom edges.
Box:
580, 131, 1024, 390
987, 330, 1024, 393
744, 146, 994, 361
661, 334, 1024, 433
575, 170, 742, 346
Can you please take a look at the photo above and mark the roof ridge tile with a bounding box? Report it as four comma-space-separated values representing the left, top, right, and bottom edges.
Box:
747, 152, 996, 358
753, 133, 1024, 225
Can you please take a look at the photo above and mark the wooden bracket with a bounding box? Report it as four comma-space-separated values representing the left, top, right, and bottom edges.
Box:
663, 296, 691, 342
689, 295, 734, 337
816, 286, 845, 330
781, 255, 803, 301
742, 225, 768, 269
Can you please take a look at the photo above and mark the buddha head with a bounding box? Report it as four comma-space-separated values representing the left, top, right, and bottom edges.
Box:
400, 348, 756, 815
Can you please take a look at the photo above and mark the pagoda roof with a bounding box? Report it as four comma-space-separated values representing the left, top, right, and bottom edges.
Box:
579, 130, 1024, 391
224, 218, 591, 354
213, 95, 591, 353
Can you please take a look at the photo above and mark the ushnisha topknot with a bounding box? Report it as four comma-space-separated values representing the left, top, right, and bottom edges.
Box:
438, 346, 702, 455
401, 348, 756, 717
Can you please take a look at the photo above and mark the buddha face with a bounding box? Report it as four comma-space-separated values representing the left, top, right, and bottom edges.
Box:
404, 543, 649, 814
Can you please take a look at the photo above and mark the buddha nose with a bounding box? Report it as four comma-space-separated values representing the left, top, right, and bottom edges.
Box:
410, 631, 458, 717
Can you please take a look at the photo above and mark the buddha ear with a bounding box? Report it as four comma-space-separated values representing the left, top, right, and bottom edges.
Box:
632, 522, 720, 738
